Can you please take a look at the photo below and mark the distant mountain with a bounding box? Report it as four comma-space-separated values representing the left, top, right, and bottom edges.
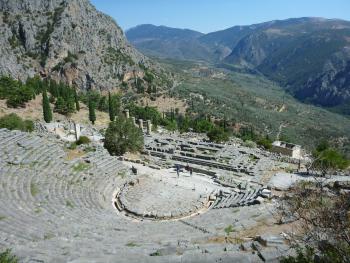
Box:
0, 0, 167, 91
198, 22, 276, 60
126, 24, 216, 61
127, 18, 350, 111
224, 18, 350, 107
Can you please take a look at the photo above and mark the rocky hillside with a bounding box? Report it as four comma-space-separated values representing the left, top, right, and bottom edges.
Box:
127, 18, 350, 112
0, 0, 169, 91
224, 18, 350, 108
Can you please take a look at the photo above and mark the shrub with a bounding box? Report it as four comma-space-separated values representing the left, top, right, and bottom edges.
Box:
193, 119, 215, 133
257, 137, 272, 150
23, 120, 34, 132
0, 249, 18, 263
279, 185, 350, 262
314, 148, 349, 171
67, 142, 77, 150
76, 136, 90, 145
163, 119, 177, 131
207, 127, 229, 143
280, 246, 315, 263
104, 116, 144, 156
0, 114, 34, 132
243, 140, 257, 148
312, 141, 350, 172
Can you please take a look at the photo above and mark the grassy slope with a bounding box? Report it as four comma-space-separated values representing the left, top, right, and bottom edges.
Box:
0, 95, 110, 129
167, 60, 350, 152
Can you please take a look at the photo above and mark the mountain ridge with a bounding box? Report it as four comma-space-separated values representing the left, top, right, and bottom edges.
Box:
126, 24, 214, 61
127, 18, 350, 112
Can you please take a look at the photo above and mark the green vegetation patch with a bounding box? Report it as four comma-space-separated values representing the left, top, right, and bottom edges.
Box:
43, 233, 55, 240
72, 162, 90, 172
104, 116, 144, 156
125, 242, 140, 247
104, 47, 135, 66
30, 183, 39, 197
76, 136, 91, 146
224, 225, 235, 235
171, 63, 350, 154
66, 200, 74, 208
0, 249, 18, 263
0, 76, 41, 108
0, 114, 34, 132
150, 251, 161, 256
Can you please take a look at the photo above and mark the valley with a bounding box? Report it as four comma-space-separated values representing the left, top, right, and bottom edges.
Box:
159, 58, 350, 155
127, 18, 350, 114
0, 0, 350, 262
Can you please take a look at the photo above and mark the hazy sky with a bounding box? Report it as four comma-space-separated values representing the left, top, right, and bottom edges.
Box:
91, 0, 350, 33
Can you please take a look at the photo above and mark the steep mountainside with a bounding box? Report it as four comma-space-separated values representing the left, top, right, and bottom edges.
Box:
128, 18, 350, 111
224, 18, 350, 107
126, 24, 216, 61
0, 0, 167, 91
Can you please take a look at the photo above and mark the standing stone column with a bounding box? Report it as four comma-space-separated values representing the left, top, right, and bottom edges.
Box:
131, 117, 136, 126
125, 109, 130, 119
146, 120, 152, 135
74, 122, 81, 141
138, 119, 144, 131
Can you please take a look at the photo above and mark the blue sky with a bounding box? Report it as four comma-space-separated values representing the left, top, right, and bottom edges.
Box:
91, 0, 350, 33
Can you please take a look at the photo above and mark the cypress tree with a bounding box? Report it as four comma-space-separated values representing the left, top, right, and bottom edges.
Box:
108, 92, 115, 121
74, 89, 80, 111
89, 98, 96, 125
42, 89, 52, 123
113, 94, 121, 116
147, 85, 152, 94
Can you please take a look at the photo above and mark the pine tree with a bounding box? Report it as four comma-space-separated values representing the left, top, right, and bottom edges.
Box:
42, 89, 52, 123
108, 92, 115, 121
89, 98, 96, 125
54, 96, 66, 115
66, 96, 76, 116
74, 89, 80, 111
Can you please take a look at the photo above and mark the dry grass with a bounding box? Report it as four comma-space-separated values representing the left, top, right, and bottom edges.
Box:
238, 219, 301, 238
0, 97, 110, 129
69, 102, 110, 129
65, 149, 86, 161
138, 96, 187, 115
0, 96, 44, 120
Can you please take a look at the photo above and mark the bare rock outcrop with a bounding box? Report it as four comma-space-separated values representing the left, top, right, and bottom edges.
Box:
0, 0, 167, 91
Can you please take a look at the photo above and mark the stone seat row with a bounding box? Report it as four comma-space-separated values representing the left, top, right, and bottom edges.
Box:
213, 188, 261, 209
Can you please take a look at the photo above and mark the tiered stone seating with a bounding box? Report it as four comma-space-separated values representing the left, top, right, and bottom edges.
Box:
213, 188, 261, 209
0, 129, 285, 262
0, 130, 132, 251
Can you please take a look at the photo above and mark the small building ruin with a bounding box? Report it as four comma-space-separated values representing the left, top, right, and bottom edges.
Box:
271, 141, 302, 159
